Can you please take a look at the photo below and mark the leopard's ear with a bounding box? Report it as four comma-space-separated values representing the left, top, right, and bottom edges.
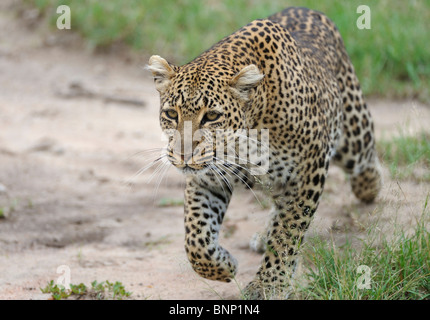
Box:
147, 55, 176, 93
229, 65, 264, 101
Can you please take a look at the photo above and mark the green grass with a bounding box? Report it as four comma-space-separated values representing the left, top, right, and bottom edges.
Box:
27, 0, 430, 102
40, 280, 132, 300
297, 196, 430, 300
377, 130, 430, 181
157, 197, 184, 207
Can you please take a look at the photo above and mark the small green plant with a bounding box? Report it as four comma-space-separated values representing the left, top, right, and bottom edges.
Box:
91, 280, 132, 300
41, 280, 74, 300
40, 280, 132, 300
70, 283, 88, 296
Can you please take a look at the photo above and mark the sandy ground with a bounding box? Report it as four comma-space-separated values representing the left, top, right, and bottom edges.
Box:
0, 2, 429, 300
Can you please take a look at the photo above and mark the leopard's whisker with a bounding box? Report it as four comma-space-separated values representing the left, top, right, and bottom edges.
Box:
147, 157, 169, 184
213, 156, 253, 176
222, 164, 263, 208
222, 147, 273, 179
213, 157, 263, 207
126, 147, 167, 161
125, 154, 168, 186
208, 164, 232, 199
153, 160, 173, 201
213, 164, 234, 193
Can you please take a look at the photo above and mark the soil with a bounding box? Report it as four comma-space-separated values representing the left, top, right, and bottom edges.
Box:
0, 1, 429, 300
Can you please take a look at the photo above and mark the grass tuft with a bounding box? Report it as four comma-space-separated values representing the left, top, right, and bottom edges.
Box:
297, 196, 430, 300
378, 130, 430, 181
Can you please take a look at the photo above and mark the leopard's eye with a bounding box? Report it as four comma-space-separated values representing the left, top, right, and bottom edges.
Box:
201, 111, 221, 124
165, 109, 178, 120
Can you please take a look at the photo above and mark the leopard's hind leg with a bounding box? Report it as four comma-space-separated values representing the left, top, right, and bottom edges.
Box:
332, 56, 382, 203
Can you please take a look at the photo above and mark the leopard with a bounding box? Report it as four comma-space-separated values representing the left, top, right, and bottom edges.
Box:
147, 7, 382, 299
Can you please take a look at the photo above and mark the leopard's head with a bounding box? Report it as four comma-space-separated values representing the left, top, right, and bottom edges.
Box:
147, 55, 264, 175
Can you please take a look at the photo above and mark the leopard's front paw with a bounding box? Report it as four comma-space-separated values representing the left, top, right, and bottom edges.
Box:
241, 280, 291, 300
186, 244, 238, 282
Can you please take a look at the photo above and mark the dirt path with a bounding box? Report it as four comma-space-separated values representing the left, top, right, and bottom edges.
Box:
0, 2, 429, 300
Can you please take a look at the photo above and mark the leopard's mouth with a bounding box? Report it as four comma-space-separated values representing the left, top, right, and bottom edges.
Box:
166, 150, 214, 175
166, 154, 211, 175
182, 165, 203, 174
177, 164, 210, 175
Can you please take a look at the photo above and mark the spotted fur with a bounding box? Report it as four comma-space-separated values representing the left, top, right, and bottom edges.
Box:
148, 7, 382, 299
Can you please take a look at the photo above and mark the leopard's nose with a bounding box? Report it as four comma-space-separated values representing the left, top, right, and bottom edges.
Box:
181, 153, 193, 164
